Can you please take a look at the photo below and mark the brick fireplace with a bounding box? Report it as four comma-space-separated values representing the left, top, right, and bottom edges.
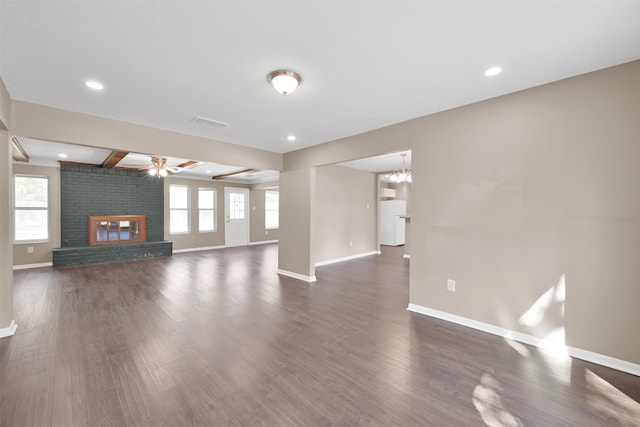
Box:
53, 163, 172, 267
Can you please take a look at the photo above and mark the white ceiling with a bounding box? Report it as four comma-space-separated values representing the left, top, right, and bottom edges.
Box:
2, 2, 639, 164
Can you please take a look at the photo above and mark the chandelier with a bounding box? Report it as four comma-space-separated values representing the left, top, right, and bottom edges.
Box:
148, 156, 169, 177
389, 153, 412, 183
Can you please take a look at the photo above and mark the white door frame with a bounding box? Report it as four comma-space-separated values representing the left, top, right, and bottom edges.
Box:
224, 187, 250, 247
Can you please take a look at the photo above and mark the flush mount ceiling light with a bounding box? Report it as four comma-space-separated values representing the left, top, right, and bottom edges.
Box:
389, 153, 412, 183
268, 70, 302, 95
287, 135, 297, 141
484, 66, 502, 77
85, 80, 104, 90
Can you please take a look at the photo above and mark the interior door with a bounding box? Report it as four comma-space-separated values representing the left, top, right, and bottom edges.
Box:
224, 187, 249, 247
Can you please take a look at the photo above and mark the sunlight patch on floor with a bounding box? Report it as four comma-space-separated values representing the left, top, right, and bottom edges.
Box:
585, 369, 640, 425
503, 337, 530, 357
539, 327, 572, 385
473, 373, 524, 427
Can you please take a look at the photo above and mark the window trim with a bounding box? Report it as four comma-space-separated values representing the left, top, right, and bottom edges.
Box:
264, 190, 279, 230
169, 184, 190, 234
198, 187, 216, 233
13, 174, 50, 243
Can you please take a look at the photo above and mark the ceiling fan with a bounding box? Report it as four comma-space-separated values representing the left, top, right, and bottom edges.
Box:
144, 156, 201, 177
104, 151, 201, 177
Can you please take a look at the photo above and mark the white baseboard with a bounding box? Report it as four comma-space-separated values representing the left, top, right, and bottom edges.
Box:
277, 269, 317, 283
407, 303, 640, 377
173, 245, 226, 254
403, 254, 411, 259
249, 240, 279, 246
315, 251, 381, 267
0, 320, 17, 339
13, 262, 53, 270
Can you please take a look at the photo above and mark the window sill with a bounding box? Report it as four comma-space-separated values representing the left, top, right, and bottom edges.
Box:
14, 239, 50, 244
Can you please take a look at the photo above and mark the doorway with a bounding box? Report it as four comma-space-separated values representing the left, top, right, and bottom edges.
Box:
224, 187, 249, 247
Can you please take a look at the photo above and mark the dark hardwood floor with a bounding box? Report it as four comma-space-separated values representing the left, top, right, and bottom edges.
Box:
1, 244, 639, 426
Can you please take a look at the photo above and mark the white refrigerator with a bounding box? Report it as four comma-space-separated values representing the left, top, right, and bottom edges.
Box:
379, 200, 406, 246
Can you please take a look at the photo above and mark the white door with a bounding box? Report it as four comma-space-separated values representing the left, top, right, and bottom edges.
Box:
225, 187, 249, 247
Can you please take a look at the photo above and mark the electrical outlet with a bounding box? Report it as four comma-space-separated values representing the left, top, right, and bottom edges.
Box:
27, 246, 34, 254
447, 279, 456, 292
349, 240, 353, 247
265, 230, 269, 236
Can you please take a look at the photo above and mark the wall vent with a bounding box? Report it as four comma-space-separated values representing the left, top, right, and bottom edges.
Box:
191, 116, 228, 127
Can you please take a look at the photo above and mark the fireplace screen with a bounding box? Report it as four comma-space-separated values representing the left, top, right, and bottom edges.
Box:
88, 215, 147, 246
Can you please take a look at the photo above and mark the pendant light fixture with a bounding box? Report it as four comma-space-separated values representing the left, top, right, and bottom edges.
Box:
268, 70, 302, 95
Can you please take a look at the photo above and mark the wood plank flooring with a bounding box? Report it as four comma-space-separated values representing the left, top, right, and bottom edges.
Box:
1, 244, 639, 426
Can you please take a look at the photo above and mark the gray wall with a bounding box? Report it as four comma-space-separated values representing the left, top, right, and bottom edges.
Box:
278, 168, 315, 279
409, 61, 640, 364
315, 165, 377, 263
60, 163, 164, 247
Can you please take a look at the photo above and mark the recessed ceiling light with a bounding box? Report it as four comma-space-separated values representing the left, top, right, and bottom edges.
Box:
287, 135, 297, 142
85, 80, 104, 90
484, 66, 502, 77
58, 153, 68, 158
206, 170, 211, 174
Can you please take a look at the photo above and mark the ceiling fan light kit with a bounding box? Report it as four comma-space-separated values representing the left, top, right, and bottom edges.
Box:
148, 156, 169, 177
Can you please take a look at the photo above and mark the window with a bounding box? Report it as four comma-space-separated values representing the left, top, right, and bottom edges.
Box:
198, 188, 216, 232
265, 190, 279, 229
14, 175, 49, 242
229, 192, 246, 220
169, 185, 189, 233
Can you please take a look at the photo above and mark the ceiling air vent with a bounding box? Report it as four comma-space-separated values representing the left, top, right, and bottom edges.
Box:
191, 116, 228, 128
